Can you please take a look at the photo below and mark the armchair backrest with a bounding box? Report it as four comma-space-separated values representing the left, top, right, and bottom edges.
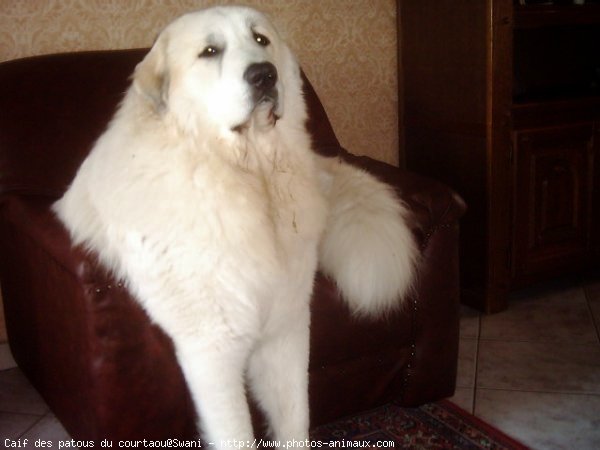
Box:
0, 49, 340, 198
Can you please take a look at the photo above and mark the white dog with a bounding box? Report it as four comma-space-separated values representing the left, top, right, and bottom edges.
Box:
54, 6, 417, 447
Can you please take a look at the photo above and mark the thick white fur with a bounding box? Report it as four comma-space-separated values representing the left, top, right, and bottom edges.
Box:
53, 6, 417, 447
317, 157, 418, 317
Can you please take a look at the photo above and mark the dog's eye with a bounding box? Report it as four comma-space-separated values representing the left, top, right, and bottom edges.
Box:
199, 46, 221, 58
253, 32, 270, 47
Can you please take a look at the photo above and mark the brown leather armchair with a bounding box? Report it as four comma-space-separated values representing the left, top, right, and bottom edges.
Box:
0, 49, 466, 441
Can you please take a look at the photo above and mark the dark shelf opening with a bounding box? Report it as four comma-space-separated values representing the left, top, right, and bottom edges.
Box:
513, 24, 600, 101
514, 3, 600, 28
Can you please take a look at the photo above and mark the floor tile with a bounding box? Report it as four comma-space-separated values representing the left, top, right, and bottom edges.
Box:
475, 389, 600, 450
0, 412, 42, 440
456, 338, 477, 388
0, 343, 17, 371
0, 289, 7, 343
477, 340, 600, 394
459, 305, 480, 339
448, 387, 474, 414
0, 368, 49, 415
481, 285, 597, 343
20, 412, 71, 442
584, 279, 600, 302
586, 281, 600, 334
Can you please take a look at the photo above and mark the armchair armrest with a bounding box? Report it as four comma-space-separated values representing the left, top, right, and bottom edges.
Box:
0, 193, 198, 440
0, 195, 93, 281
336, 150, 467, 405
340, 151, 467, 243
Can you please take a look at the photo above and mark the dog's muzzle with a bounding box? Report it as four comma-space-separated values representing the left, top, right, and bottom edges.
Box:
232, 62, 280, 133
244, 62, 278, 105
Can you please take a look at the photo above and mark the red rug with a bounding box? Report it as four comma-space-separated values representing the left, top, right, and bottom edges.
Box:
310, 400, 529, 449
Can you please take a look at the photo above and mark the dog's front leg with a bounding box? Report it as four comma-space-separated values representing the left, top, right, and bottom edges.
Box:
247, 306, 311, 446
176, 338, 255, 449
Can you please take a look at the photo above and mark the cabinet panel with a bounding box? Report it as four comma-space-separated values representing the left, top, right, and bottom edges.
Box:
400, 0, 600, 312
513, 123, 595, 283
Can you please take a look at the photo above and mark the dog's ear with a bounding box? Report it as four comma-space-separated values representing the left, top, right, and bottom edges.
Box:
134, 33, 170, 110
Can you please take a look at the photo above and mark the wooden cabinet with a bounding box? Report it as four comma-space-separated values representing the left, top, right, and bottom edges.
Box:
513, 122, 596, 283
399, 0, 600, 312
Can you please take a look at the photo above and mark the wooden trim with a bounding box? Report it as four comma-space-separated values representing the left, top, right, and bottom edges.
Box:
485, 0, 513, 313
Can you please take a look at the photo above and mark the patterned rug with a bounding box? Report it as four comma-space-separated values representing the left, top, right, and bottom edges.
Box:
310, 400, 529, 450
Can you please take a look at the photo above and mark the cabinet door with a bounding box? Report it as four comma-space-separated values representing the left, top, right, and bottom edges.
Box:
513, 123, 595, 283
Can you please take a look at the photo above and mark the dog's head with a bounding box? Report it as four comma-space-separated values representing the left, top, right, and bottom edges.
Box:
134, 6, 300, 136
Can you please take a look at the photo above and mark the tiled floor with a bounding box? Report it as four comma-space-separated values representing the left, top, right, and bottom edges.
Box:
449, 277, 600, 449
0, 346, 72, 442
1, 278, 599, 449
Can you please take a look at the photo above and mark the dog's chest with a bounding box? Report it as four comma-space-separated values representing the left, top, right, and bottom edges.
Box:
192, 142, 327, 258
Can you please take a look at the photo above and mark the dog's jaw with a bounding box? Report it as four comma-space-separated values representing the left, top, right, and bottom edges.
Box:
232, 98, 280, 134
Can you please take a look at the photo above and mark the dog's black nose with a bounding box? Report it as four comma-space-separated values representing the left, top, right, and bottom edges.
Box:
244, 62, 278, 97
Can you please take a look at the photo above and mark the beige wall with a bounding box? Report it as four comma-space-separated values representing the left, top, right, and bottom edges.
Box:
0, 0, 399, 165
